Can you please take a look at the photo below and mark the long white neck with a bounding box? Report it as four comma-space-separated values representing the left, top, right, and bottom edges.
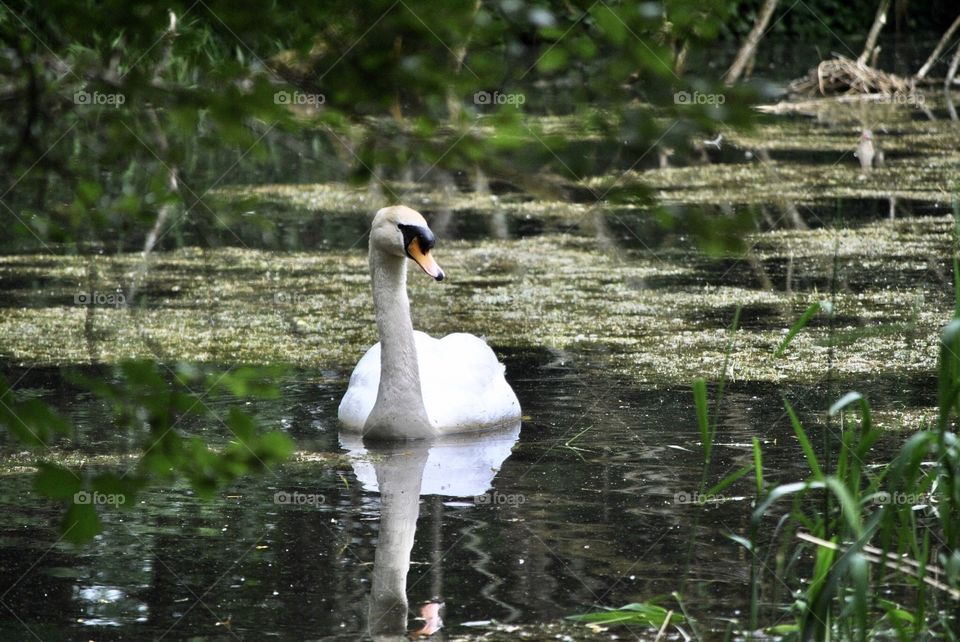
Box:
364, 248, 437, 439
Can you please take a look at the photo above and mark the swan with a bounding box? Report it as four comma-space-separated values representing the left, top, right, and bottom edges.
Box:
338, 205, 521, 439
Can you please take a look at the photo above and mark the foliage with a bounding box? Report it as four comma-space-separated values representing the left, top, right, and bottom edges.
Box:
0, 0, 761, 257
3, 361, 292, 544
0, 0, 765, 543
566, 601, 685, 628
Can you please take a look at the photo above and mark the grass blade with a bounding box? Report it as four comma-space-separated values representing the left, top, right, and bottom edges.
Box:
774, 301, 824, 358
705, 464, 754, 499
693, 378, 710, 462
785, 399, 823, 480
752, 436, 764, 497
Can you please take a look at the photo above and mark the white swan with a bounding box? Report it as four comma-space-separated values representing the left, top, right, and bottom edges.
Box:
338, 205, 521, 439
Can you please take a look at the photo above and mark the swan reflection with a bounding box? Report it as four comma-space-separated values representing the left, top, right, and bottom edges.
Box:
340, 423, 521, 639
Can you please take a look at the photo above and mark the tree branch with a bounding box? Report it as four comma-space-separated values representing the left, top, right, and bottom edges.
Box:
857, 0, 891, 66
916, 14, 960, 79
724, 0, 779, 86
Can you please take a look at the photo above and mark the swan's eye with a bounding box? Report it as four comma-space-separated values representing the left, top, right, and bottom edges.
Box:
397, 223, 436, 252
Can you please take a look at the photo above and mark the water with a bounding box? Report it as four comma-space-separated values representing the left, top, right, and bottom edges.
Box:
0, 344, 924, 640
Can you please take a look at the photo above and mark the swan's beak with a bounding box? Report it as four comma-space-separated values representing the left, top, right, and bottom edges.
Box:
399, 223, 445, 281
407, 236, 445, 281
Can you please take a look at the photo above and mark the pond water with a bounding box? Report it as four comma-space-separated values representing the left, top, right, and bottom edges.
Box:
2, 38, 959, 639
0, 356, 922, 640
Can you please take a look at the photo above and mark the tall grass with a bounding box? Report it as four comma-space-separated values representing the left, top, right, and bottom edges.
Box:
737, 317, 959, 641
695, 210, 960, 639
571, 212, 960, 640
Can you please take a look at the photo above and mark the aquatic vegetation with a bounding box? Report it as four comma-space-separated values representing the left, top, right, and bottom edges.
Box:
3, 361, 294, 543
0, 214, 951, 398
659, 251, 960, 639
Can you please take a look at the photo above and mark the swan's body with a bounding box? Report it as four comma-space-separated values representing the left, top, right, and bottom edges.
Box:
338, 205, 521, 439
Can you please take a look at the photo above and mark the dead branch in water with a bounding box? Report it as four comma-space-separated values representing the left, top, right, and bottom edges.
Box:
756, 92, 922, 115
857, 0, 891, 66
786, 54, 913, 98
916, 14, 960, 79
767, 7, 960, 107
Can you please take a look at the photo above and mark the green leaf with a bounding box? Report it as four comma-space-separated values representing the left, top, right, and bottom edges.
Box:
726, 533, 753, 551
1, 397, 70, 448
61, 502, 102, 544
34, 463, 82, 500
752, 436, 764, 496
829, 391, 863, 416
693, 378, 710, 461
567, 602, 684, 627
877, 598, 915, 627
938, 319, 960, 427
823, 477, 863, 537
257, 431, 294, 461
77, 180, 103, 204
537, 48, 568, 73
850, 551, 869, 638
593, 5, 627, 45
226, 407, 256, 442
752, 480, 818, 530
705, 464, 753, 498
92, 472, 136, 508
120, 360, 166, 389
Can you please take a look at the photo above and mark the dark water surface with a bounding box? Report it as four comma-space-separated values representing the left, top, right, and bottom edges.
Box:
0, 350, 922, 640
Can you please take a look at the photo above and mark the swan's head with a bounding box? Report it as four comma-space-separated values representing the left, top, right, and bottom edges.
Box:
370, 205, 445, 281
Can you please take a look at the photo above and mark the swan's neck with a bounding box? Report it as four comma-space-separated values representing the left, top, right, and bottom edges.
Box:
365, 248, 436, 439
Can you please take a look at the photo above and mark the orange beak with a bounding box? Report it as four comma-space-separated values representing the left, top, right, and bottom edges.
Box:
407, 237, 444, 281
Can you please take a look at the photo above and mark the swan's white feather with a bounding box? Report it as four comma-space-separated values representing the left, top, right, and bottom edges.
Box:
338, 331, 521, 433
